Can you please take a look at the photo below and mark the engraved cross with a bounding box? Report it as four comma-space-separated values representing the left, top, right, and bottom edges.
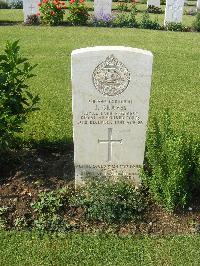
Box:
98, 128, 122, 162
29, 4, 35, 14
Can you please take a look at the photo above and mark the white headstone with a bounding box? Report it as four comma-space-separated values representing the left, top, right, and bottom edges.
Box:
164, 0, 185, 24
23, 0, 39, 22
147, 0, 160, 8
197, 0, 200, 10
94, 0, 112, 19
72, 46, 153, 186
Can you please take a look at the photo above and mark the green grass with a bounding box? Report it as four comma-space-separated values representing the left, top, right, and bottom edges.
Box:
0, 25, 199, 147
1, 231, 200, 265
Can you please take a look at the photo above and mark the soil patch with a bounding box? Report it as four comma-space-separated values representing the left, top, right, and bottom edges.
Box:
0, 148, 200, 235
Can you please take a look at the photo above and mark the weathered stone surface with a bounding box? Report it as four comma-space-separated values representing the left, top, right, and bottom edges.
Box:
71, 47, 153, 186
94, 0, 112, 19
164, 0, 185, 24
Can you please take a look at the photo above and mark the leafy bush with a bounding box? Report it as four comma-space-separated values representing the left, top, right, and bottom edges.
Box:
140, 12, 161, 30
10, 0, 23, 9
68, 0, 89, 26
193, 12, 200, 32
0, 0, 10, 9
71, 178, 146, 223
117, 2, 129, 12
114, 6, 138, 28
147, 5, 163, 14
0, 40, 39, 152
165, 22, 189, 32
39, 0, 66, 26
142, 111, 200, 211
31, 188, 70, 232
25, 14, 40, 25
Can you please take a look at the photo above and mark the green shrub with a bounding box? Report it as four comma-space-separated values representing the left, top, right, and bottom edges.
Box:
10, 0, 23, 9
117, 2, 129, 12
140, 12, 161, 30
113, 6, 138, 28
193, 12, 200, 32
68, 0, 89, 26
142, 111, 200, 211
165, 22, 189, 32
31, 187, 70, 232
0, 40, 39, 152
147, 5, 163, 14
39, 0, 66, 26
71, 178, 146, 223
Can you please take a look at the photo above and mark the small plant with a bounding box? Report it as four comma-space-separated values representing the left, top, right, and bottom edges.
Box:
38, 0, 66, 26
31, 187, 71, 232
71, 178, 146, 223
0, 40, 39, 152
0, 206, 9, 229
142, 110, 200, 211
193, 12, 200, 32
140, 12, 160, 30
25, 14, 40, 25
160, 0, 165, 5
147, 5, 163, 14
14, 217, 28, 230
165, 22, 188, 32
184, 8, 197, 16
68, 0, 89, 26
10, 0, 23, 9
114, 6, 138, 27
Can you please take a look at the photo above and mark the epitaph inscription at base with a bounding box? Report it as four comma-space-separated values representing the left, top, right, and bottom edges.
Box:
72, 47, 153, 186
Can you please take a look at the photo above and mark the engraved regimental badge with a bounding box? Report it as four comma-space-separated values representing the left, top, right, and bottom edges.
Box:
92, 55, 131, 96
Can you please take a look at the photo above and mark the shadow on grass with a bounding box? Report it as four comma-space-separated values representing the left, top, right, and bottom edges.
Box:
0, 21, 23, 26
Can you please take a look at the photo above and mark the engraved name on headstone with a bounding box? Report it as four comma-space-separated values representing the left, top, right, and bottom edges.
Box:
72, 47, 153, 186
94, 0, 112, 19
164, 0, 185, 24
23, 0, 39, 22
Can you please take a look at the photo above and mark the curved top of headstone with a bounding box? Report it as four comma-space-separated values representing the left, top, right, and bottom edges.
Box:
71, 46, 153, 57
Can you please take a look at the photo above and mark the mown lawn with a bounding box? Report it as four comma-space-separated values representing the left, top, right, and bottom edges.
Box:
1, 231, 200, 265
0, 24, 199, 147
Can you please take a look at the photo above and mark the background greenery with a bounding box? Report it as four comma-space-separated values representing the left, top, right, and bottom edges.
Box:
0, 24, 199, 147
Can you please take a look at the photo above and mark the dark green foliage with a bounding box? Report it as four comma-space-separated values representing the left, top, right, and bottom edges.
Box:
165, 22, 189, 32
193, 12, 200, 32
147, 5, 163, 14
142, 111, 200, 211
10, 0, 23, 9
71, 178, 146, 223
0, 40, 39, 152
31, 188, 71, 232
140, 12, 161, 30
114, 6, 138, 28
